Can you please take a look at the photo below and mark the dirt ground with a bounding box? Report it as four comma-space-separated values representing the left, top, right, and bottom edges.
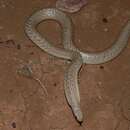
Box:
0, 0, 130, 130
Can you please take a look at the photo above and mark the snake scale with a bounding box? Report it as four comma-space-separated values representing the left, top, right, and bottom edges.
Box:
25, 8, 130, 122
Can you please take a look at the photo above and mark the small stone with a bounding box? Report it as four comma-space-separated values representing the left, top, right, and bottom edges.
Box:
53, 83, 57, 87
0, 26, 4, 30
11, 122, 16, 128
17, 44, 21, 50
104, 28, 108, 32
100, 65, 104, 69
102, 17, 108, 23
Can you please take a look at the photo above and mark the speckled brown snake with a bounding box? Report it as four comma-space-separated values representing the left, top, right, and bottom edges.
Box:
25, 8, 130, 122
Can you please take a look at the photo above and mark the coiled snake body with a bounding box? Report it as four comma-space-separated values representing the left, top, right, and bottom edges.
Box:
25, 8, 130, 122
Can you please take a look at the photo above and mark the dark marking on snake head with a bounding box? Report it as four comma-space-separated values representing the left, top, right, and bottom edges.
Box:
79, 120, 83, 126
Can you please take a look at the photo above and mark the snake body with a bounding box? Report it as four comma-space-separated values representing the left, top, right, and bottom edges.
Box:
25, 8, 130, 122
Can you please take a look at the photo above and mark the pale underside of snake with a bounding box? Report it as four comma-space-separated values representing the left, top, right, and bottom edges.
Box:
25, 8, 130, 122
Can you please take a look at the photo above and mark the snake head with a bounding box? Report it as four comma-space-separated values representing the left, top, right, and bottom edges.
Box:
73, 107, 83, 123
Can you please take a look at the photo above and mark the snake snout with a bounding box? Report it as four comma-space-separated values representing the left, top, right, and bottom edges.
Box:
73, 107, 83, 122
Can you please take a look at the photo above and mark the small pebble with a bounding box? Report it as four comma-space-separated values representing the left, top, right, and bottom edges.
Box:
104, 28, 108, 32
17, 44, 21, 50
102, 17, 108, 23
0, 26, 4, 30
100, 65, 104, 69
11, 122, 16, 128
53, 83, 57, 87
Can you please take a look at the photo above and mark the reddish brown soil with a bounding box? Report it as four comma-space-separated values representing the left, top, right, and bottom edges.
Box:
0, 0, 130, 130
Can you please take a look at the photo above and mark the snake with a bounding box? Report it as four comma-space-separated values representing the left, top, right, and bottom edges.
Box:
25, 8, 130, 122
